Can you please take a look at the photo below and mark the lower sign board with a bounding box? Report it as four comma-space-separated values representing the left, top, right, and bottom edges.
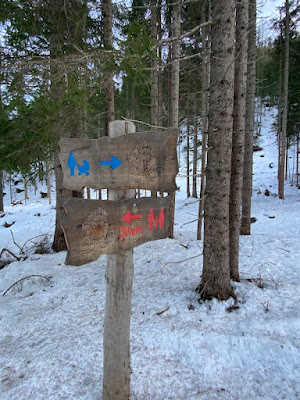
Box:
59, 128, 178, 193
62, 196, 173, 266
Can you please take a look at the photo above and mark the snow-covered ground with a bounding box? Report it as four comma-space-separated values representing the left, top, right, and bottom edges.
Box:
0, 107, 299, 400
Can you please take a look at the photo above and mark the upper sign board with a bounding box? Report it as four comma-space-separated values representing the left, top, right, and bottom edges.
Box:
62, 195, 173, 266
59, 128, 178, 192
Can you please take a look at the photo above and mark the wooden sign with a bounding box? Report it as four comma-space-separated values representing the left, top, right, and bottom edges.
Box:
62, 195, 173, 266
59, 128, 178, 192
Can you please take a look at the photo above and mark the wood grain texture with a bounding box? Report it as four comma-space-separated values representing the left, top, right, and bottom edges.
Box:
59, 128, 178, 192
62, 196, 172, 266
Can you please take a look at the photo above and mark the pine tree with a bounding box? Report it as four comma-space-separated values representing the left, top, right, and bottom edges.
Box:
241, 0, 256, 235
198, 0, 235, 300
229, 0, 249, 281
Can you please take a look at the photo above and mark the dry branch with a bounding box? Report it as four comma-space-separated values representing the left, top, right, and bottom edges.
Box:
2, 275, 51, 296
0, 248, 21, 261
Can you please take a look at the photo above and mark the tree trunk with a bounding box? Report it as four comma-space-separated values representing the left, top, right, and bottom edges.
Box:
168, 0, 181, 238
241, 0, 256, 236
157, 0, 163, 130
297, 135, 299, 187
170, 0, 181, 129
102, 0, 115, 136
197, 3, 211, 241
229, 0, 249, 281
0, 170, 3, 212
50, 0, 84, 252
151, 0, 159, 132
151, 0, 159, 198
198, 0, 235, 300
187, 117, 191, 198
278, 0, 289, 199
192, 93, 198, 198
46, 158, 52, 205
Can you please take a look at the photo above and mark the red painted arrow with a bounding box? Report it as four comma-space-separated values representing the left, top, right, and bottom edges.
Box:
122, 211, 142, 224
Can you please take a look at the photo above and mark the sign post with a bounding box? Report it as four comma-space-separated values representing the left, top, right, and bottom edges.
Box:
59, 121, 178, 400
103, 121, 135, 400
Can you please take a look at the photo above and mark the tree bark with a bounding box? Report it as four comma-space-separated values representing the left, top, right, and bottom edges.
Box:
187, 117, 191, 197
198, 0, 235, 300
197, 6, 211, 241
297, 135, 299, 188
170, 0, 181, 129
241, 0, 256, 236
229, 0, 249, 281
0, 170, 3, 212
157, 0, 163, 130
103, 121, 136, 400
50, 0, 84, 252
151, 0, 159, 132
102, 0, 115, 136
168, 0, 181, 238
278, 0, 289, 199
46, 158, 52, 205
192, 93, 198, 198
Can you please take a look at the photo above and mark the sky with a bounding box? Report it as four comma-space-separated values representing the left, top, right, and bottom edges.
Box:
258, 0, 285, 38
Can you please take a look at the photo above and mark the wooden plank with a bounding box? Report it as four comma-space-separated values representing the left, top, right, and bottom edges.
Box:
62, 194, 172, 266
59, 128, 178, 192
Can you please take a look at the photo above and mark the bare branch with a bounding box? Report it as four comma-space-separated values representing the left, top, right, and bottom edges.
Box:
2, 275, 51, 296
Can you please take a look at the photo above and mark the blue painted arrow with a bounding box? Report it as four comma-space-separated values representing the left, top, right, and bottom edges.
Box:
99, 155, 122, 170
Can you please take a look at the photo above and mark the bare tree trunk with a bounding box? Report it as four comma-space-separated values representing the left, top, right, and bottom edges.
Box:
168, 0, 181, 238
229, 0, 249, 281
50, 0, 86, 251
170, 0, 181, 128
157, 0, 163, 129
102, 0, 115, 136
197, 3, 211, 241
198, 0, 235, 300
297, 135, 299, 187
151, 0, 159, 132
0, 170, 3, 212
151, 0, 159, 198
277, 13, 283, 181
187, 117, 191, 198
46, 158, 52, 205
24, 177, 28, 205
278, 0, 289, 199
9, 175, 12, 204
192, 93, 198, 198
285, 139, 289, 180
241, 0, 256, 236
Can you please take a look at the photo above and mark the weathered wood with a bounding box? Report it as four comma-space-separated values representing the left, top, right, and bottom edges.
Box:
62, 195, 172, 266
59, 128, 178, 192
103, 120, 135, 400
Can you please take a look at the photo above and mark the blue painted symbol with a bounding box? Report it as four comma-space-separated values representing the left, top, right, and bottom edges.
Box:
99, 156, 122, 170
68, 152, 90, 177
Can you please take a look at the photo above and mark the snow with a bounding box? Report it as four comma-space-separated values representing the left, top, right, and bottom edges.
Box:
0, 107, 299, 400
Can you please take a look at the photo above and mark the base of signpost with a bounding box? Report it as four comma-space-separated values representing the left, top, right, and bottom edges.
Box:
103, 121, 136, 400
103, 251, 134, 400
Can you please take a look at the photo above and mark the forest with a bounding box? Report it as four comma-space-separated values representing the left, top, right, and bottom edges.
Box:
0, 1, 300, 399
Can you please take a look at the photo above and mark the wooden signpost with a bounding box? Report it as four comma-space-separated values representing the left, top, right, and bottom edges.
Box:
60, 120, 178, 400
62, 195, 173, 266
59, 128, 178, 193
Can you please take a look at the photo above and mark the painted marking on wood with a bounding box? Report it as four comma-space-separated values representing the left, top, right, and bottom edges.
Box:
68, 152, 90, 176
119, 225, 143, 238
122, 211, 142, 224
99, 155, 122, 170
148, 208, 165, 231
